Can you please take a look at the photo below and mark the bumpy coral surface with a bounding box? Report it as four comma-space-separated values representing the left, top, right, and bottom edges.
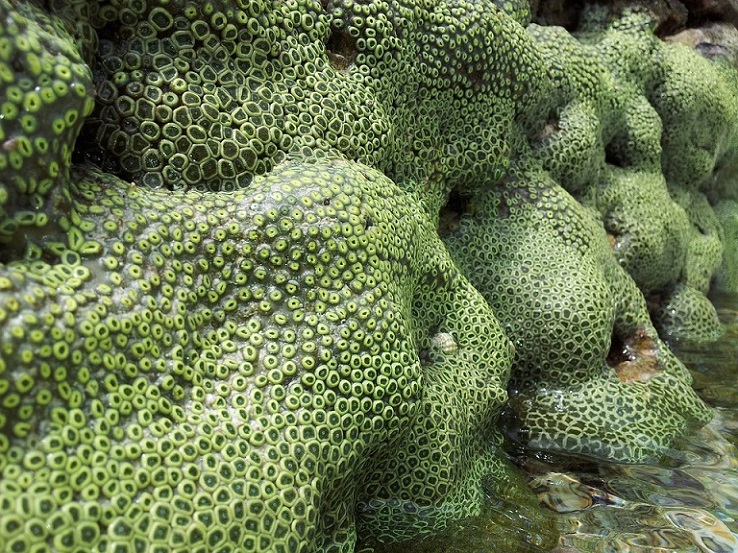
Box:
522, 7, 738, 341
1, 0, 738, 551
598, 169, 689, 295
74, 0, 541, 217
653, 283, 725, 343
442, 155, 712, 462
714, 199, 738, 292
0, 158, 514, 551
0, 2, 95, 254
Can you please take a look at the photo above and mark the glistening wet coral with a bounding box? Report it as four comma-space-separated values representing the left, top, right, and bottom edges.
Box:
519, 7, 738, 340
0, 158, 514, 551
1, 0, 738, 551
442, 154, 712, 462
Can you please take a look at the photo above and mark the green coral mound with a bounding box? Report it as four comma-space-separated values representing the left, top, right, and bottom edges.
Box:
598, 169, 689, 295
714, 200, 738, 292
357, 275, 514, 540
672, 187, 724, 296
651, 40, 738, 191
0, 1, 95, 251
652, 283, 724, 343
442, 155, 712, 462
0, 158, 513, 552
2, 0, 738, 550
522, 8, 738, 342
71, 0, 542, 218
361, 464, 559, 553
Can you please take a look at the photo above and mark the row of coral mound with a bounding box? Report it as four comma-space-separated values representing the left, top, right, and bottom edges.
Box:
0, 0, 737, 551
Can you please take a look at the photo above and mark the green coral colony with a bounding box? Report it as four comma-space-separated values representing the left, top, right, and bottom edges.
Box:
0, 0, 737, 550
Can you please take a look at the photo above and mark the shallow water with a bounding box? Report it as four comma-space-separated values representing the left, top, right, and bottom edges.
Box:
365, 293, 738, 553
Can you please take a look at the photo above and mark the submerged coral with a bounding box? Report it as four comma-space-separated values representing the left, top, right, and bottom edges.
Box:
1, 0, 738, 551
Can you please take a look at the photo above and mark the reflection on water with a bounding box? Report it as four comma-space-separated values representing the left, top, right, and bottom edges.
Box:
524, 413, 738, 552
519, 292, 738, 553
366, 294, 738, 552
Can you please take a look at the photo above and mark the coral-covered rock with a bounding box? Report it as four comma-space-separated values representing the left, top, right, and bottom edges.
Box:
0, 158, 514, 551
442, 156, 711, 462
2, 0, 738, 550
653, 283, 725, 343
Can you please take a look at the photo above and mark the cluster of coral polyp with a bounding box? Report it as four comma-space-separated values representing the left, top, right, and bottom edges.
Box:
0, 0, 736, 551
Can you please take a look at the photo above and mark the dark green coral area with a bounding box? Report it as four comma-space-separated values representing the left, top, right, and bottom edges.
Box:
0, 0, 737, 551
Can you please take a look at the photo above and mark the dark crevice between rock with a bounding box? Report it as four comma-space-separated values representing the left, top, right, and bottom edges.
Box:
695, 222, 710, 236
325, 29, 357, 71
696, 40, 732, 57
0, 187, 71, 265
438, 189, 474, 237
604, 139, 630, 169
628, 0, 689, 37
646, 292, 664, 317
533, 111, 561, 144
682, 0, 738, 29
606, 326, 661, 383
606, 231, 619, 250
530, 0, 585, 30
604, 212, 627, 252
528, 109, 561, 150
73, 109, 125, 180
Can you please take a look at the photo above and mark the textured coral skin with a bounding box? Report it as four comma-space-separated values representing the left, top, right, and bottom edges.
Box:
442, 154, 712, 462
0, 158, 513, 551
522, 8, 738, 338
0, 2, 95, 253
0, 0, 737, 551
